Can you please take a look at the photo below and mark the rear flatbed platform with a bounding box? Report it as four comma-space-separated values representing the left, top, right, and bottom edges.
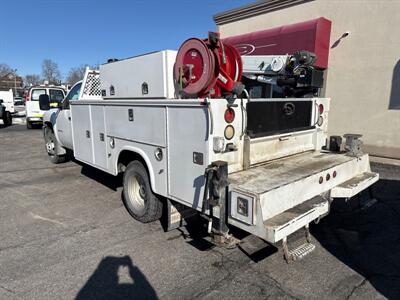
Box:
229, 151, 353, 195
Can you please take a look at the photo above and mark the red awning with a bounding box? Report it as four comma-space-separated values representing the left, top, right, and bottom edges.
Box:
222, 17, 332, 69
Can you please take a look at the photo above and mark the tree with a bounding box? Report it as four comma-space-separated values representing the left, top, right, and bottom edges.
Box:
66, 65, 88, 85
0, 63, 13, 77
42, 59, 61, 85
25, 74, 41, 86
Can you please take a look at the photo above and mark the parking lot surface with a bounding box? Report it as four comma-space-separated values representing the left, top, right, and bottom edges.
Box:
0, 124, 399, 299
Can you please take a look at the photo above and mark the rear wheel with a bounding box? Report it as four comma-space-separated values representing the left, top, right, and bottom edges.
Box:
123, 160, 163, 223
44, 127, 66, 164
26, 120, 32, 129
3, 111, 12, 126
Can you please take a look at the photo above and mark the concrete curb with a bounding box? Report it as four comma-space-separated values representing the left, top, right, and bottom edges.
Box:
370, 156, 400, 167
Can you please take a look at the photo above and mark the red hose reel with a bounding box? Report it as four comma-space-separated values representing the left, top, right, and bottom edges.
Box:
174, 32, 243, 98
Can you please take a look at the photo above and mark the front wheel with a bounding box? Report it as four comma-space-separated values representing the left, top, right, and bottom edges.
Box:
123, 161, 163, 223
3, 111, 12, 126
44, 127, 66, 164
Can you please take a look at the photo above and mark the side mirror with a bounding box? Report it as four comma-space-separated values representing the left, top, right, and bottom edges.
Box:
39, 94, 50, 111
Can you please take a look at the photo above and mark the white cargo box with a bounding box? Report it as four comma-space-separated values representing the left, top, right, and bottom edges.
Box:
100, 50, 177, 99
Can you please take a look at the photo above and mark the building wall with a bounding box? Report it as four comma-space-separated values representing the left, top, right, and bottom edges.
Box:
217, 0, 400, 159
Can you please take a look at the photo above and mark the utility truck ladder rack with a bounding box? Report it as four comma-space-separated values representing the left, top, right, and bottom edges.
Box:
80, 68, 102, 100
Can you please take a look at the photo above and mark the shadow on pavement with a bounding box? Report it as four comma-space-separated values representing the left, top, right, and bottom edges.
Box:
79, 163, 123, 191
312, 178, 400, 299
76, 256, 157, 300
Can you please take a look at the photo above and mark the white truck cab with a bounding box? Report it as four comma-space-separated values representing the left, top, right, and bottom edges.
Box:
0, 89, 15, 127
42, 69, 101, 162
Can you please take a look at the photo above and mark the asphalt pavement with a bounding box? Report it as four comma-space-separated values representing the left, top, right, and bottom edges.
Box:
0, 124, 399, 299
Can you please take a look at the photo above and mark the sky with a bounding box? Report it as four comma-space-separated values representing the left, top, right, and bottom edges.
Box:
0, 0, 252, 79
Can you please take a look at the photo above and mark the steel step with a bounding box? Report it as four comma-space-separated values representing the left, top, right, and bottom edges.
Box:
288, 242, 315, 260
330, 171, 379, 198
263, 196, 329, 243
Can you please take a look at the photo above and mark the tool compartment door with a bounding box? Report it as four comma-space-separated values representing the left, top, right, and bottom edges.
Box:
91, 105, 108, 170
167, 105, 209, 209
71, 104, 94, 165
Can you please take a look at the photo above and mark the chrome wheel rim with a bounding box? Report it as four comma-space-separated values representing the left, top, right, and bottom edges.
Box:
127, 175, 146, 211
45, 137, 55, 156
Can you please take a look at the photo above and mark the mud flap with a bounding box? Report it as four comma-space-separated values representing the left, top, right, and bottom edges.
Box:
165, 199, 197, 231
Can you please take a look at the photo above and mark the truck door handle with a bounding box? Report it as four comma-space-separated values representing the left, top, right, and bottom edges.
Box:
86, 130, 90, 138
68, 117, 71, 121
128, 109, 134, 121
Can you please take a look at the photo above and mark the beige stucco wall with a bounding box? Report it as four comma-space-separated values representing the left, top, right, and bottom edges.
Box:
217, 0, 400, 159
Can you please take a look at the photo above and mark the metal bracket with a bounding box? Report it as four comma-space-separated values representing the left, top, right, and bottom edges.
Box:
243, 135, 250, 170
343, 133, 363, 157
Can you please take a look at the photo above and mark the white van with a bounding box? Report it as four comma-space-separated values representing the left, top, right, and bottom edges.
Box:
25, 86, 65, 129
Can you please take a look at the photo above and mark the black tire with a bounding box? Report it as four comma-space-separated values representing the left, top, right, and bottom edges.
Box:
26, 120, 32, 129
3, 111, 12, 126
123, 160, 163, 223
43, 127, 67, 164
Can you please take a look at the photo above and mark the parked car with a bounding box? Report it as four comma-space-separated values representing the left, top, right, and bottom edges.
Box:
25, 86, 65, 129
13, 96, 26, 117
13, 96, 24, 105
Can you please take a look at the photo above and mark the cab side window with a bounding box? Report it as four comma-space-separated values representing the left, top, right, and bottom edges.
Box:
49, 89, 65, 103
31, 89, 46, 101
62, 83, 82, 109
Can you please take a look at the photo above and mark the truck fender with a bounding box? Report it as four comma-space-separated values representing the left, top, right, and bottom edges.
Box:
43, 108, 60, 127
116, 146, 157, 193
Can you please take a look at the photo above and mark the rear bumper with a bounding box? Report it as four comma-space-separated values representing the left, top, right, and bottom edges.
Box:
27, 117, 43, 122
228, 152, 378, 243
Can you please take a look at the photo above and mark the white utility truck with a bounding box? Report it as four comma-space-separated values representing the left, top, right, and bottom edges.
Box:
0, 89, 15, 126
41, 34, 378, 261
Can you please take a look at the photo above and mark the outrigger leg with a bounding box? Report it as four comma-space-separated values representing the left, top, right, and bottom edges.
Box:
203, 161, 240, 248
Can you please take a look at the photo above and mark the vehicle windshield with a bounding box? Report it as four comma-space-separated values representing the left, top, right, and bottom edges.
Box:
66, 83, 82, 101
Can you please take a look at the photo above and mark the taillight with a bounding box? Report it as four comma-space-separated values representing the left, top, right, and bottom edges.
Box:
318, 104, 324, 114
224, 107, 235, 123
24, 91, 30, 101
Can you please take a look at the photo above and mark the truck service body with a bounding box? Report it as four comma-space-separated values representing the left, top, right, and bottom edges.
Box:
42, 30, 378, 261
